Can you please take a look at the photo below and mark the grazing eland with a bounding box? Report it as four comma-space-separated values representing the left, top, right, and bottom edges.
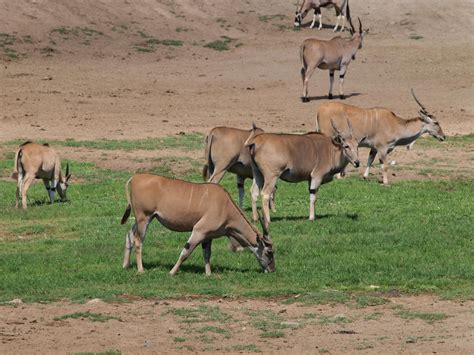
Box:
11, 142, 71, 209
294, 0, 351, 32
120, 174, 275, 275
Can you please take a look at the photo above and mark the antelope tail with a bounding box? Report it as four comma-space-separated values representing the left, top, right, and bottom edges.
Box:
244, 125, 259, 149
299, 42, 307, 78
121, 177, 133, 225
202, 133, 214, 181
11, 148, 23, 180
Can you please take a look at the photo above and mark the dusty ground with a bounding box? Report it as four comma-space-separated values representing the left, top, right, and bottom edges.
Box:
1, 0, 473, 353
1, 296, 473, 354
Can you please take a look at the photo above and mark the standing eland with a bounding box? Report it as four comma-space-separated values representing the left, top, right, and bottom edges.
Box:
245, 120, 361, 223
300, 17, 368, 102
316, 89, 446, 185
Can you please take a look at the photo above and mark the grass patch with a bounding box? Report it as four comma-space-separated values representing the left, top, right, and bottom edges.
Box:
164, 305, 231, 324
0, 137, 472, 303
133, 32, 183, 52
363, 312, 383, 321
204, 36, 240, 51
258, 14, 286, 23
319, 314, 351, 325
415, 134, 474, 148
260, 331, 285, 338
4, 133, 204, 152
54, 311, 120, 322
396, 309, 448, 323
229, 344, 260, 353
284, 289, 350, 305
409, 34, 423, 40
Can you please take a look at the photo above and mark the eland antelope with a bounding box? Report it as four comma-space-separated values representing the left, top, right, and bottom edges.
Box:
300, 17, 368, 102
245, 120, 361, 223
11, 142, 71, 209
294, 0, 351, 32
120, 174, 275, 275
316, 90, 446, 185
202, 124, 266, 208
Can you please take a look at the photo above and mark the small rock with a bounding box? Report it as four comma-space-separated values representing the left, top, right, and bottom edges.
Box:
41, 76, 53, 80
9, 299, 23, 305
87, 298, 103, 304
369, 285, 380, 289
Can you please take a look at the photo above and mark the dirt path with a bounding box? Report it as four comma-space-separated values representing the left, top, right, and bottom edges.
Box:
1, 296, 473, 354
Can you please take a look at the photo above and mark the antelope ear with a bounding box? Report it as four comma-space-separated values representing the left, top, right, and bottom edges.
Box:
262, 235, 273, 247
332, 135, 343, 146
419, 111, 434, 123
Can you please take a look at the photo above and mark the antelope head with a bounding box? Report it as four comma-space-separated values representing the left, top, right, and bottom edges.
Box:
294, 0, 304, 27
255, 209, 275, 273
331, 119, 361, 168
349, 17, 369, 58
411, 89, 446, 141
294, 12, 303, 27
57, 162, 72, 201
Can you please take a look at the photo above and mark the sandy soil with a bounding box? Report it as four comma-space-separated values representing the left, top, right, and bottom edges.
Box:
1, 1, 473, 353
1, 296, 473, 354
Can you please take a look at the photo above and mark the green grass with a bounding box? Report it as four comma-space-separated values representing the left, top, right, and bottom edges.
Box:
204, 36, 239, 51
133, 33, 183, 52
0, 139, 473, 303
396, 309, 448, 323
415, 134, 474, 148
258, 15, 286, 23
54, 311, 120, 322
4, 133, 204, 152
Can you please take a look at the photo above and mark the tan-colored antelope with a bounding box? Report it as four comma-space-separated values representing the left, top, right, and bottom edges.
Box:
11, 142, 71, 209
120, 174, 275, 275
294, 0, 351, 32
316, 90, 446, 185
300, 17, 368, 102
202, 124, 265, 208
245, 120, 361, 223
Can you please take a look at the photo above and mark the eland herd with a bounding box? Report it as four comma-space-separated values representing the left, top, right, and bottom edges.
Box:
10, 2, 446, 275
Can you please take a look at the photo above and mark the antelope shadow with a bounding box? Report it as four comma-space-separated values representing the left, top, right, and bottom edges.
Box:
142, 262, 254, 274
272, 212, 358, 222
303, 92, 362, 102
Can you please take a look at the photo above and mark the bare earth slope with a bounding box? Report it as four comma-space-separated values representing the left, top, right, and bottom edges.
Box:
1, 0, 473, 141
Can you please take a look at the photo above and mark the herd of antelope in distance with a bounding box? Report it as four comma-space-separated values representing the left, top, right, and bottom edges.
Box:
10, 1, 446, 275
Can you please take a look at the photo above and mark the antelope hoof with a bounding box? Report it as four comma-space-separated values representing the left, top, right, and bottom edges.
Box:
340, 94, 346, 100
301, 97, 310, 103
328, 93, 333, 100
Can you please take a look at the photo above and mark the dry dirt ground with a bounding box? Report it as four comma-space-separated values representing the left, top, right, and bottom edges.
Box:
1, 296, 473, 354
1, 0, 473, 353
